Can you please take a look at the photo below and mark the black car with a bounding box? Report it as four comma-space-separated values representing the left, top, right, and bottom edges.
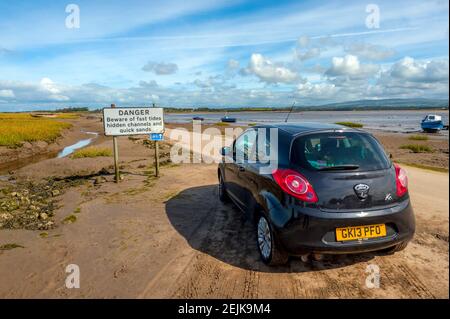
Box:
218, 123, 415, 265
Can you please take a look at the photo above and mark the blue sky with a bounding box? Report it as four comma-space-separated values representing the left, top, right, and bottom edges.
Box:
0, 0, 448, 111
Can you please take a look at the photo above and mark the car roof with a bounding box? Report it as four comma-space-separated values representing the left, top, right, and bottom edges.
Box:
255, 122, 353, 135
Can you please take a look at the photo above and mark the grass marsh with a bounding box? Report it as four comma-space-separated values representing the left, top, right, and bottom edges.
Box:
335, 121, 364, 128
408, 135, 429, 141
0, 113, 72, 147
399, 144, 433, 153
71, 147, 112, 158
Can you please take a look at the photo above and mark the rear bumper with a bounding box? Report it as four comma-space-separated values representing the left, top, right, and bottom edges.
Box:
274, 199, 415, 255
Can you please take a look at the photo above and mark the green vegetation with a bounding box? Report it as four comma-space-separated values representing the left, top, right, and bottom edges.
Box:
39, 232, 49, 238
72, 147, 112, 158
51, 113, 80, 119
247, 123, 257, 127
215, 122, 230, 126
33, 107, 88, 114
0, 113, 72, 147
163, 107, 292, 113
62, 214, 77, 224
0, 243, 24, 250
335, 121, 364, 128
400, 144, 433, 153
73, 207, 81, 214
55, 107, 89, 113
408, 135, 429, 141
394, 161, 448, 173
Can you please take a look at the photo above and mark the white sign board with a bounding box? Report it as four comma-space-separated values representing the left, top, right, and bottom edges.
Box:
103, 107, 164, 136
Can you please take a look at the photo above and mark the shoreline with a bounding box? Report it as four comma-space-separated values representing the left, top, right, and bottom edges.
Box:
165, 122, 449, 172
0, 115, 107, 174
0, 115, 448, 174
164, 108, 449, 114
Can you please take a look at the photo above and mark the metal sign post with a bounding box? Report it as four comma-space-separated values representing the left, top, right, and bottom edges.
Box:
111, 104, 120, 183
155, 141, 160, 177
150, 133, 164, 177
102, 105, 164, 183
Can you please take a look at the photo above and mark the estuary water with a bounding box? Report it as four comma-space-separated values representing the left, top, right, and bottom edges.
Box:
165, 110, 449, 134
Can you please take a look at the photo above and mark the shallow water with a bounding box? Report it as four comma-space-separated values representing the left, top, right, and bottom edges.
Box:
0, 151, 59, 175
57, 132, 98, 158
165, 110, 449, 135
0, 131, 99, 175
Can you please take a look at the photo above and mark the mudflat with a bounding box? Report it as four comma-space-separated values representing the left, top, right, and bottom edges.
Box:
0, 114, 448, 298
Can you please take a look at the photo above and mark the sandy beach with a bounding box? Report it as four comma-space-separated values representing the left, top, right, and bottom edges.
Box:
0, 113, 448, 298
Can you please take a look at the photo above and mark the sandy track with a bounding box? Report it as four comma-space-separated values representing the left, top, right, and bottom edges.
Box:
1, 155, 447, 298
146, 165, 448, 299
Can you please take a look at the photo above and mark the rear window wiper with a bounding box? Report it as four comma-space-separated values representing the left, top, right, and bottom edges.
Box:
317, 164, 360, 171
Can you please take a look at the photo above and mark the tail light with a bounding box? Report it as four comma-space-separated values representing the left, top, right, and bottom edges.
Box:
394, 164, 408, 197
272, 169, 318, 203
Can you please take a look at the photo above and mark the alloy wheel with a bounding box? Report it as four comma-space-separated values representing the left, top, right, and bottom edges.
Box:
257, 216, 272, 260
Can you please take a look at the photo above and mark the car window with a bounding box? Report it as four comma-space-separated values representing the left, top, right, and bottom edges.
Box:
234, 129, 257, 162
257, 127, 271, 162
291, 132, 390, 171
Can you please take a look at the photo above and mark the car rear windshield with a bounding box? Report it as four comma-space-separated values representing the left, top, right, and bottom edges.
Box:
291, 132, 390, 171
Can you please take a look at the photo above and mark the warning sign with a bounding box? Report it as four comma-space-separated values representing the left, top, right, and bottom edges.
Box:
103, 107, 164, 136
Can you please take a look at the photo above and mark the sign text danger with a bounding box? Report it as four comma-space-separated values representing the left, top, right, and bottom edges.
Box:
103, 107, 164, 136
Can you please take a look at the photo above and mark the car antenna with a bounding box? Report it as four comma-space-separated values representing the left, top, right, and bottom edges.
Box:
284, 101, 296, 122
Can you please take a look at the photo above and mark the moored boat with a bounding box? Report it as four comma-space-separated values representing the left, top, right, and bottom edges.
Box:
221, 113, 236, 123
421, 114, 444, 132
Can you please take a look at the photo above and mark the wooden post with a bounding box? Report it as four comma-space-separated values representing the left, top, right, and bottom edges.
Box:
152, 103, 160, 178
111, 103, 120, 183
154, 141, 160, 177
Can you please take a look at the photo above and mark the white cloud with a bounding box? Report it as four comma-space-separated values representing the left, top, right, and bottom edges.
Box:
242, 53, 298, 84
326, 55, 379, 78
0, 78, 70, 104
142, 61, 179, 75
296, 82, 338, 99
295, 47, 321, 61
193, 79, 211, 89
192, 75, 236, 91
40, 78, 60, 95
390, 57, 449, 82
138, 80, 159, 89
0, 89, 15, 98
39, 77, 69, 101
298, 36, 310, 47
345, 43, 395, 60
368, 57, 449, 99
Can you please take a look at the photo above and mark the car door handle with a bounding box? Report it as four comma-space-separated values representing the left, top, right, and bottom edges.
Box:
238, 165, 245, 172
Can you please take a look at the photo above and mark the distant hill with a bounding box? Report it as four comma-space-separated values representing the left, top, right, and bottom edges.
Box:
163, 98, 449, 112
160, 98, 449, 113
307, 98, 449, 111
27, 98, 448, 113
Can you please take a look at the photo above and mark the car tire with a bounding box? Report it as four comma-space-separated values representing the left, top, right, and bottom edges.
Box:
383, 241, 409, 254
390, 241, 409, 252
256, 214, 288, 266
218, 174, 229, 203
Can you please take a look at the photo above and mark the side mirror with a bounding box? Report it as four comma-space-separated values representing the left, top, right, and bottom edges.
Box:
220, 146, 230, 156
389, 153, 393, 159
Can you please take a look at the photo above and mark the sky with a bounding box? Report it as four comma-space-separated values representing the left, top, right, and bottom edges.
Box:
0, 0, 448, 111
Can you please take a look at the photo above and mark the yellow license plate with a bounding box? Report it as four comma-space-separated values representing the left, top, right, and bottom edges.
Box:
336, 224, 386, 242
